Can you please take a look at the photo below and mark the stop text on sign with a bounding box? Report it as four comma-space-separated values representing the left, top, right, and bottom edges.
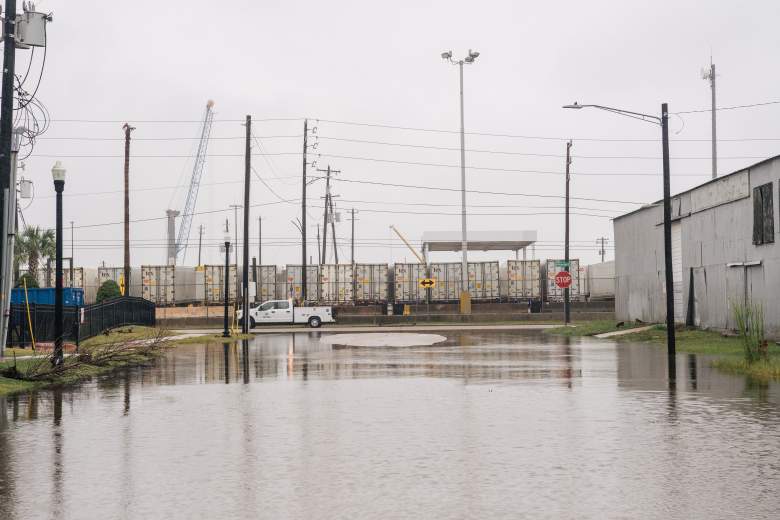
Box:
554, 271, 572, 289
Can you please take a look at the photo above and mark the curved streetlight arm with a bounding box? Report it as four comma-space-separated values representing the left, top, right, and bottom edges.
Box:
563, 102, 661, 125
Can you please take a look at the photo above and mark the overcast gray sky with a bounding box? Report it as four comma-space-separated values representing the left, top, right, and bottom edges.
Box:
20, 0, 780, 269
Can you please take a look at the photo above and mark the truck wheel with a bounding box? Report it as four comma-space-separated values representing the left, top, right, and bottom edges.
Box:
308, 316, 322, 328
249, 317, 256, 329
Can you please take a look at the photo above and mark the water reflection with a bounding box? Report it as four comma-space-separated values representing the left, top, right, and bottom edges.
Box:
0, 331, 779, 519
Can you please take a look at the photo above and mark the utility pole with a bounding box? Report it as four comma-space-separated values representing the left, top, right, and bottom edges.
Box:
197, 224, 204, 266
702, 61, 717, 179
257, 216, 262, 266
229, 204, 241, 310
661, 103, 676, 380
0, 0, 17, 313
316, 224, 321, 265
564, 140, 572, 326
317, 165, 340, 264
242, 115, 251, 334
222, 226, 231, 338
597, 237, 609, 263
350, 208, 357, 265
330, 196, 338, 264
70, 221, 74, 287
122, 123, 135, 294
301, 119, 308, 302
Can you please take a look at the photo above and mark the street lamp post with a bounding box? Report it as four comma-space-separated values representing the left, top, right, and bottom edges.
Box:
223, 232, 231, 338
563, 102, 676, 380
442, 49, 479, 314
51, 161, 66, 366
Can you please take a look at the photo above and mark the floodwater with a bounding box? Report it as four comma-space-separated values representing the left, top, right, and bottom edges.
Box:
1, 331, 779, 519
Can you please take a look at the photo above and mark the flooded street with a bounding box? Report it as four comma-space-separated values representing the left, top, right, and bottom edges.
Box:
1, 330, 779, 519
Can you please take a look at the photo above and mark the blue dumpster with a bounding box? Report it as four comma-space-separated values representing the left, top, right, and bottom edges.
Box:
11, 287, 84, 306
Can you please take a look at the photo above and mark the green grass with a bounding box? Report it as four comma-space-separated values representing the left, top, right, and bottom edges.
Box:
81, 326, 170, 348
170, 333, 253, 345
614, 324, 780, 381
545, 319, 646, 337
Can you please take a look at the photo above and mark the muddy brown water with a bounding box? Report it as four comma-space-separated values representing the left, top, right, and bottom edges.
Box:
1, 331, 779, 519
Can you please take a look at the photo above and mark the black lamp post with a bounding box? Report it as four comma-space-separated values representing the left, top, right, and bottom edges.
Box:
223, 232, 231, 338
563, 102, 676, 381
51, 161, 66, 366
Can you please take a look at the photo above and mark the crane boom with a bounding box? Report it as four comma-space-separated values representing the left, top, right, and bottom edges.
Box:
390, 225, 425, 264
174, 100, 215, 263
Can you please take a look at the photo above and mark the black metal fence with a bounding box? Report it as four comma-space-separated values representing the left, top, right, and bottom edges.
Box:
8, 296, 156, 347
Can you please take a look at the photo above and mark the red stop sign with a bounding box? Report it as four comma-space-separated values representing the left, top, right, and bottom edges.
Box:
555, 271, 572, 289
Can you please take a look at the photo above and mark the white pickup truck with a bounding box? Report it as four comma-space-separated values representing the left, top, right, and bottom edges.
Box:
237, 298, 335, 328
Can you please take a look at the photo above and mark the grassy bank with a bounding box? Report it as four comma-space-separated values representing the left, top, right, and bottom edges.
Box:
0, 327, 260, 397
549, 321, 780, 381
544, 320, 647, 337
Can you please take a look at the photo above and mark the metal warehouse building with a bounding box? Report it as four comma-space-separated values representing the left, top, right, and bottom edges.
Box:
614, 154, 780, 337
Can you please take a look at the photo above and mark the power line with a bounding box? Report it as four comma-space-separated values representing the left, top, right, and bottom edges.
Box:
674, 100, 780, 115
317, 135, 774, 160
325, 177, 645, 204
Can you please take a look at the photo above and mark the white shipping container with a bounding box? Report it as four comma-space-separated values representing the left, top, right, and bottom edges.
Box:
393, 263, 427, 302
585, 260, 615, 299
285, 265, 320, 302
255, 265, 278, 302
320, 264, 354, 303
96, 266, 142, 298
141, 265, 175, 305
43, 267, 85, 290
468, 261, 500, 300
507, 260, 541, 300
430, 263, 462, 301
543, 259, 583, 302
355, 264, 388, 303
203, 265, 237, 304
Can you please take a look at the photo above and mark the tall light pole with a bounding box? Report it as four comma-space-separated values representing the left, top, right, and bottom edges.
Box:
51, 161, 66, 366
441, 49, 480, 314
702, 61, 717, 179
563, 102, 676, 380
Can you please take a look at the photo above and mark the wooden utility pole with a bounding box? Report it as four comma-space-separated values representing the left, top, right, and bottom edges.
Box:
330, 196, 338, 264
122, 123, 135, 296
597, 237, 609, 263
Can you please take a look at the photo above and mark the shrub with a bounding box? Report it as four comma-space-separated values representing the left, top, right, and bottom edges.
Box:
732, 300, 767, 363
15, 273, 39, 289
96, 280, 122, 303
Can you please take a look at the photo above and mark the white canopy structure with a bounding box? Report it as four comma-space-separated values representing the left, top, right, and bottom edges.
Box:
420, 230, 537, 261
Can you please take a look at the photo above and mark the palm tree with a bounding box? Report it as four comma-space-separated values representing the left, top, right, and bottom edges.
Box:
16, 226, 55, 282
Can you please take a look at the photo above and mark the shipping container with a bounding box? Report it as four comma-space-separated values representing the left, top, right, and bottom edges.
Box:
542, 259, 583, 302
254, 265, 278, 302
506, 260, 541, 300
429, 262, 461, 301
584, 261, 615, 300
320, 264, 354, 303
95, 266, 142, 299
175, 266, 198, 303
11, 287, 84, 306
42, 266, 85, 290
285, 265, 320, 302
393, 263, 427, 303
355, 264, 388, 303
202, 265, 237, 304
468, 261, 500, 300
141, 265, 175, 305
